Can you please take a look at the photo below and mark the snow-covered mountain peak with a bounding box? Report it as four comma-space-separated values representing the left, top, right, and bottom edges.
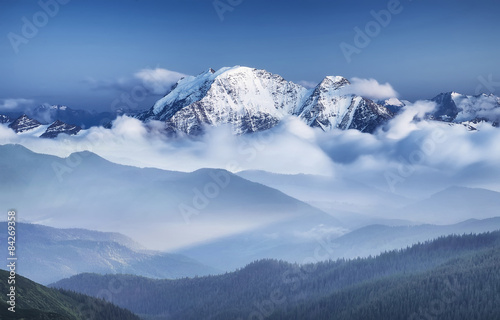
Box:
150, 68, 219, 117
48, 105, 67, 110
149, 66, 253, 117
428, 91, 500, 126
8, 114, 42, 133
322, 76, 350, 90
223, 67, 305, 113
210, 66, 293, 90
40, 120, 81, 138
152, 66, 311, 134
216, 65, 253, 75
138, 66, 394, 134
377, 97, 407, 113
383, 98, 405, 107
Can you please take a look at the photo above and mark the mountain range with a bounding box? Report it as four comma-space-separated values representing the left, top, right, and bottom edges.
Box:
135, 66, 500, 135
236, 170, 410, 223
136, 67, 393, 135
177, 216, 500, 271
429, 91, 500, 125
1, 105, 141, 138
2, 216, 500, 285
136, 66, 500, 134
2, 144, 500, 278
0, 144, 340, 253
0, 222, 219, 285
4, 104, 127, 128
236, 171, 500, 225
2, 66, 499, 138
51, 231, 500, 320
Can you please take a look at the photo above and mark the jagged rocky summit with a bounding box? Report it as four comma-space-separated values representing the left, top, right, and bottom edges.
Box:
7, 114, 81, 138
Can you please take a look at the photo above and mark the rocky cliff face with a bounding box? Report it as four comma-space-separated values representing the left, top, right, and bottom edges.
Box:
296, 76, 392, 132
6, 114, 81, 138
40, 120, 81, 138
8, 114, 42, 133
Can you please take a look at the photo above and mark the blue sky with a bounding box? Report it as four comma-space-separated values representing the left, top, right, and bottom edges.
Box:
1, 0, 499, 112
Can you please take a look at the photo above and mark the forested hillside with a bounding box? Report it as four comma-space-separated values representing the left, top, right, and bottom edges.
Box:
0, 270, 140, 320
53, 231, 500, 320
269, 246, 500, 319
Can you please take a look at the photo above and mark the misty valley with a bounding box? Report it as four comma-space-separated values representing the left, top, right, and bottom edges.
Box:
1, 138, 500, 318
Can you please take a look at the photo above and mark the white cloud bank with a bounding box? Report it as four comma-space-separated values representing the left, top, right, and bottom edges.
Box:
0, 98, 34, 111
134, 68, 187, 95
296, 80, 318, 89
2, 104, 500, 248
0, 115, 334, 176
1, 102, 500, 200
342, 77, 399, 100
88, 68, 187, 96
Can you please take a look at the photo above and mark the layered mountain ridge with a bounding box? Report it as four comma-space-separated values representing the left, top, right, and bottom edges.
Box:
0, 222, 219, 284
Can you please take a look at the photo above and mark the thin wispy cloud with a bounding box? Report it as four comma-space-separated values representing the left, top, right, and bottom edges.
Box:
86, 68, 187, 96
0, 98, 34, 111
135, 68, 187, 95
342, 78, 399, 100
297, 80, 318, 89
381, 101, 436, 140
